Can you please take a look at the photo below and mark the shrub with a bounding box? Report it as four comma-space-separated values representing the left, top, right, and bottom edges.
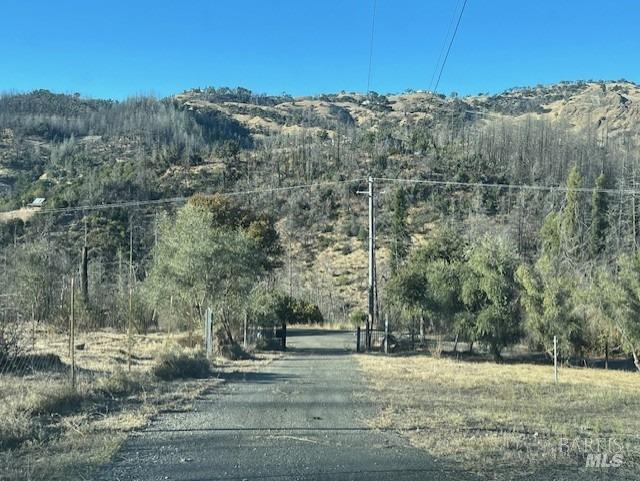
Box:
27, 385, 85, 416
152, 348, 211, 381
349, 310, 367, 326
255, 337, 283, 351
96, 369, 141, 397
0, 409, 35, 450
0, 323, 25, 369
252, 291, 324, 326
220, 342, 253, 360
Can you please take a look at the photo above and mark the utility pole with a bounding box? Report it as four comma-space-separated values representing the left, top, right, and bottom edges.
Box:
358, 176, 379, 349
288, 233, 293, 297
81, 213, 88, 303
70, 277, 76, 390
128, 214, 133, 372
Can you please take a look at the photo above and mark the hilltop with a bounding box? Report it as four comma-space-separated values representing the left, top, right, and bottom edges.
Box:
1, 80, 640, 318
177, 79, 640, 139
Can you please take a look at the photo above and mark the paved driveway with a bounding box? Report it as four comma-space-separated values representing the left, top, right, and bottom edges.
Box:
97, 329, 477, 480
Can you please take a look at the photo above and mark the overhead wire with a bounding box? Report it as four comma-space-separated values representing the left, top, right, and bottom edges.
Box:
3, 178, 366, 217
375, 176, 640, 196
428, 0, 464, 92
366, 0, 378, 94
433, 0, 470, 94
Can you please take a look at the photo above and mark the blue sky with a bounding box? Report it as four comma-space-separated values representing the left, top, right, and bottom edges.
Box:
1, 0, 638, 99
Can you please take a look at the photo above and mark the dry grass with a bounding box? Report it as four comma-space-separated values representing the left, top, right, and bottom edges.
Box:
357, 354, 640, 480
0, 329, 277, 481
152, 347, 211, 380
0, 207, 38, 223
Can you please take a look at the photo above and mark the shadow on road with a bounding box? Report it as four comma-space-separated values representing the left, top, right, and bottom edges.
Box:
286, 328, 353, 337
216, 371, 298, 383
285, 346, 353, 356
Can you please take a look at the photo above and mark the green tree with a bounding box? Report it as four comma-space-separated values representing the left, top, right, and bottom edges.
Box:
188, 193, 282, 270
250, 289, 324, 327
385, 226, 465, 340
389, 187, 410, 272
611, 253, 640, 371
589, 173, 609, 258
144, 204, 265, 344
461, 236, 522, 361
561, 165, 584, 254
516, 256, 585, 359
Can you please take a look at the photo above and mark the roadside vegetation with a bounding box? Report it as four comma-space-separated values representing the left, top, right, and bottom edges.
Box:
384, 167, 640, 369
358, 353, 640, 480
0, 328, 278, 481
3, 81, 640, 478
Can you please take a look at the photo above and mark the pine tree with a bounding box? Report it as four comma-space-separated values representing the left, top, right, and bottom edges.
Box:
390, 188, 410, 273
589, 173, 609, 258
562, 165, 583, 243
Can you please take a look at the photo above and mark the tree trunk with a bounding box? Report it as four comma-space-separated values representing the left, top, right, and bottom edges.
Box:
453, 334, 459, 353
468, 341, 474, 354
419, 315, 425, 345
633, 350, 640, 373
81, 246, 88, 302
491, 344, 502, 362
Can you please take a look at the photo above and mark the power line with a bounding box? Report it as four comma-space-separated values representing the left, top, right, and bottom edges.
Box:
5, 178, 365, 217
433, 0, 469, 93
375, 176, 640, 196
428, 0, 464, 92
366, 0, 378, 94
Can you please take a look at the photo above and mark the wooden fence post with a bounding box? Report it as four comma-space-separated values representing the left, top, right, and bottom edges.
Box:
384, 314, 389, 354
70, 277, 76, 390
204, 308, 213, 360
356, 327, 361, 353
243, 311, 248, 349
553, 336, 558, 384
281, 323, 286, 351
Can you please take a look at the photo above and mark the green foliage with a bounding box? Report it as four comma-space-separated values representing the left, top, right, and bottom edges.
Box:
516, 257, 585, 358
611, 253, 640, 370
561, 165, 584, 249
385, 227, 465, 333
539, 211, 562, 257
461, 236, 522, 360
589, 173, 609, 258
144, 204, 266, 342
251, 289, 324, 326
189, 194, 282, 269
389, 187, 410, 272
349, 309, 367, 326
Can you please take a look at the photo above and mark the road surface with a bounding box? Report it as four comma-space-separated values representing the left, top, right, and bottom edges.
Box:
97, 329, 477, 481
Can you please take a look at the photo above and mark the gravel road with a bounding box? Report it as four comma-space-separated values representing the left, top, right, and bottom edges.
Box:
97, 329, 478, 481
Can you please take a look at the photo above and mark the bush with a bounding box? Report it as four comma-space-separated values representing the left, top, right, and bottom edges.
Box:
252, 291, 324, 326
0, 323, 25, 369
96, 369, 141, 397
0, 409, 35, 450
220, 342, 254, 360
152, 348, 211, 381
254, 337, 283, 351
349, 310, 367, 326
28, 385, 85, 416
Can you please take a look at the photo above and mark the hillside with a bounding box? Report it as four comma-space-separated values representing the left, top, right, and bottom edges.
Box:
177, 80, 640, 139
1, 80, 640, 319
